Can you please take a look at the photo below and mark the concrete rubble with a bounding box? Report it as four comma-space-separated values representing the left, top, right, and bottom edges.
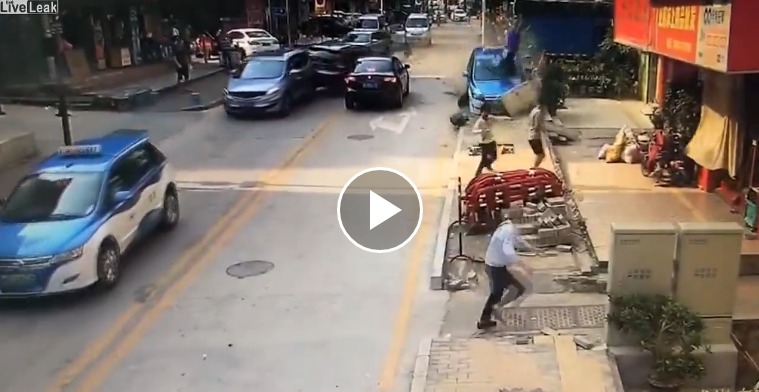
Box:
501, 196, 573, 249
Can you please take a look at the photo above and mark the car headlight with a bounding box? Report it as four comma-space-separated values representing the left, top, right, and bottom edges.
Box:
266, 87, 281, 95
51, 246, 83, 264
472, 91, 485, 101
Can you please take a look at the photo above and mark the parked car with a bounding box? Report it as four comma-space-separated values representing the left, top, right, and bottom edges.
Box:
300, 16, 353, 39
224, 48, 316, 118
0, 130, 180, 297
225, 28, 280, 58
463, 47, 521, 115
194, 33, 219, 58
452, 9, 468, 22
344, 56, 411, 109
308, 30, 392, 91
405, 13, 432, 46
355, 14, 388, 32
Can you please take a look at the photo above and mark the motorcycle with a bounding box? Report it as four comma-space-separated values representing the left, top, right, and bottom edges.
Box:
638, 108, 692, 187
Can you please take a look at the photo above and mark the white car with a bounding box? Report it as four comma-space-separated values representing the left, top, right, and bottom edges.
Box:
226, 28, 280, 58
405, 14, 432, 46
452, 10, 468, 22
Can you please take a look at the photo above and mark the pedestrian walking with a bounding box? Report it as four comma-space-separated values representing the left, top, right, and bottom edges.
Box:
477, 220, 536, 329
216, 28, 232, 70
472, 106, 497, 177
528, 104, 547, 168
172, 29, 191, 84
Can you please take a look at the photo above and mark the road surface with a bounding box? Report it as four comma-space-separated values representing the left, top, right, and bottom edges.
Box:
0, 22, 479, 392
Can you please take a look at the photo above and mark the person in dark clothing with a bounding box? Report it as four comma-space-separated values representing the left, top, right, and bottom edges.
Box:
172, 29, 191, 83
216, 29, 232, 69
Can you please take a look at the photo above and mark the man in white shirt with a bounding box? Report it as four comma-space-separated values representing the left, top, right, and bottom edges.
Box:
471, 106, 497, 176
478, 219, 537, 329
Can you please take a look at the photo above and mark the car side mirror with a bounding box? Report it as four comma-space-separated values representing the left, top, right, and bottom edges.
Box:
289, 69, 298, 75
404, 64, 410, 69
112, 190, 130, 205
462, 71, 468, 77
230, 68, 242, 78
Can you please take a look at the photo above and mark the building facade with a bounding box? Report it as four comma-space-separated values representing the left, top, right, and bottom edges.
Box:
614, 0, 759, 203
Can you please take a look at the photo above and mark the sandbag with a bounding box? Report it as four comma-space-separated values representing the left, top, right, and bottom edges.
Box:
605, 144, 623, 163
623, 144, 642, 164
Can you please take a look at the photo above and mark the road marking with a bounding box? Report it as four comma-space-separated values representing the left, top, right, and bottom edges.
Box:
47, 114, 340, 392
377, 197, 435, 391
377, 130, 452, 390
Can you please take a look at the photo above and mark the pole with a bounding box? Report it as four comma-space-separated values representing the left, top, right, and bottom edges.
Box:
380, 0, 384, 13
285, 0, 292, 46
42, 15, 73, 146
480, 0, 486, 46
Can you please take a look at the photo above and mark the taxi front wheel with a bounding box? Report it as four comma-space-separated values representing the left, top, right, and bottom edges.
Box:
160, 189, 180, 231
95, 242, 121, 290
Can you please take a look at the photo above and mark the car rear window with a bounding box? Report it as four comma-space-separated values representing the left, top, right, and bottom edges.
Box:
359, 19, 379, 29
406, 18, 429, 28
354, 59, 392, 73
246, 31, 270, 38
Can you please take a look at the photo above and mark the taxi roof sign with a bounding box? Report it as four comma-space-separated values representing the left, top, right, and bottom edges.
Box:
57, 145, 102, 156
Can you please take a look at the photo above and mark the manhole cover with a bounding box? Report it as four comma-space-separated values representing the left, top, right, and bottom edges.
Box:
496, 305, 606, 332
347, 134, 374, 141
226, 260, 274, 278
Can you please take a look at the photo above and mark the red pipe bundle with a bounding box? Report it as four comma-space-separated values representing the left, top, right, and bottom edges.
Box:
462, 168, 564, 231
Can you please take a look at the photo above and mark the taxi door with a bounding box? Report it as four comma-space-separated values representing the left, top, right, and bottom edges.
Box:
127, 145, 166, 236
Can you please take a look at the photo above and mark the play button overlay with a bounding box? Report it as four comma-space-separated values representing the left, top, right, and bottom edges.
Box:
338, 167, 423, 253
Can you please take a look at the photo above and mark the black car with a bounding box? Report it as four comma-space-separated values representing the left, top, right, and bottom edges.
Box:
224, 48, 316, 118
300, 16, 353, 39
309, 31, 393, 91
344, 56, 411, 109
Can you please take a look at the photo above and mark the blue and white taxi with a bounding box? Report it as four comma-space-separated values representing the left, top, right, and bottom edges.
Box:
0, 130, 179, 297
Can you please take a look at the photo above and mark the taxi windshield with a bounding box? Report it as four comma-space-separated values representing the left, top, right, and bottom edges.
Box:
0, 172, 103, 223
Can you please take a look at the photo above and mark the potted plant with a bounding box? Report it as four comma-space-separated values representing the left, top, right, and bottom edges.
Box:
607, 293, 708, 389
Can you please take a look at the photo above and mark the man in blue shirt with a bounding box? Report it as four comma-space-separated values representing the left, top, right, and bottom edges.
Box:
478, 219, 535, 329
502, 21, 521, 76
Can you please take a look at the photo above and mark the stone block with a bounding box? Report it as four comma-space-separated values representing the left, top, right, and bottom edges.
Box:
609, 344, 738, 390
0, 132, 38, 170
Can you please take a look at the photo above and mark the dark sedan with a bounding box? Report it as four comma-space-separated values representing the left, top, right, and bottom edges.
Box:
344, 56, 411, 109
308, 31, 390, 92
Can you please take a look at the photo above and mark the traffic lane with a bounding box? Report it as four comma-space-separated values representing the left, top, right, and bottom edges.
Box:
91, 79, 456, 392
0, 101, 342, 392
267, 78, 459, 190
0, 190, 239, 392
162, 96, 345, 186
95, 187, 447, 392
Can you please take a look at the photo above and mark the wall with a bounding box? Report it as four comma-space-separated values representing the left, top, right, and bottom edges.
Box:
728, 0, 759, 72
0, 15, 50, 89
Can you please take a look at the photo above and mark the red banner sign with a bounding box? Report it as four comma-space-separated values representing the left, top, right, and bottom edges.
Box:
651, 5, 699, 63
614, 0, 652, 49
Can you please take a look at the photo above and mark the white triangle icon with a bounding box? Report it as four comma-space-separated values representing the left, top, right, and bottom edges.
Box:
369, 191, 401, 230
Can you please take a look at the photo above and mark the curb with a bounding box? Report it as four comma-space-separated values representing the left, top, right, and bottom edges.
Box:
153, 67, 226, 95
429, 126, 467, 290
181, 97, 224, 112
408, 337, 433, 392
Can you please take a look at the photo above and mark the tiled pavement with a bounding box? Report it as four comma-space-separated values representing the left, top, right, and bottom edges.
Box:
416, 336, 617, 392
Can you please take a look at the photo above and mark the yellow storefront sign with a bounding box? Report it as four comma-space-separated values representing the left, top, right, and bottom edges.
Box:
696, 4, 731, 71
657, 6, 698, 30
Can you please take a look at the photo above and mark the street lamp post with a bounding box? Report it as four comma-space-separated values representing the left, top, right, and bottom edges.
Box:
41, 15, 73, 146
480, 0, 485, 46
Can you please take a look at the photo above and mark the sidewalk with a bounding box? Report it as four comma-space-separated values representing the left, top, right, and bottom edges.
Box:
1, 59, 224, 112
415, 335, 618, 392
552, 98, 750, 268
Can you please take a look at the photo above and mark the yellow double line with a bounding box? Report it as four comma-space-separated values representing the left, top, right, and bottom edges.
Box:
47, 115, 340, 392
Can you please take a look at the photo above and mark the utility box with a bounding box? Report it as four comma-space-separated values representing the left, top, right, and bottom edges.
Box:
607, 223, 677, 347
701, 317, 734, 345
607, 223, 677, 296
675, 222, 742, 317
